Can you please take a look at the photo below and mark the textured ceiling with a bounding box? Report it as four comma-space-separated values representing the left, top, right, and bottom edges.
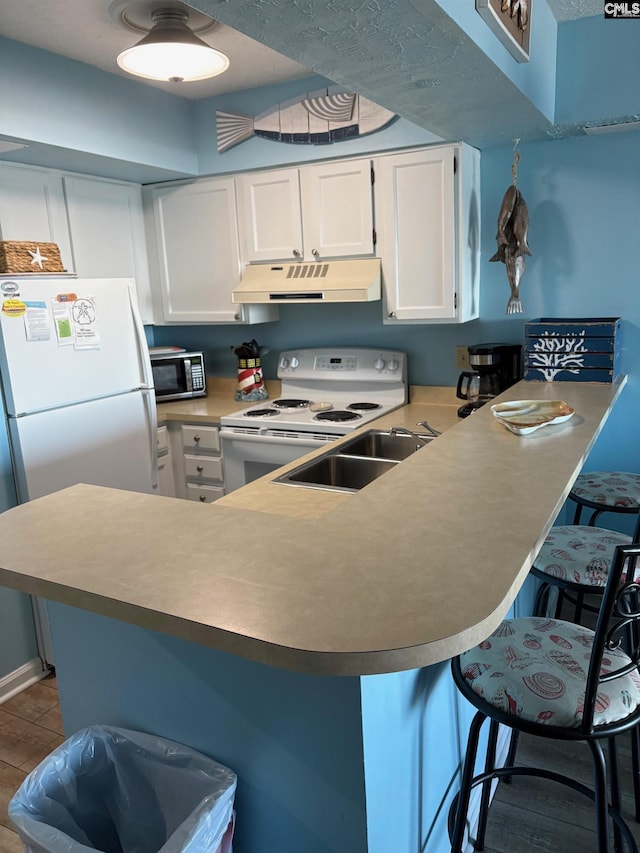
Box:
0, 0, 619, 149
0, 0, 310, 99
546, 0, 602, 21
189, 0, 554, 147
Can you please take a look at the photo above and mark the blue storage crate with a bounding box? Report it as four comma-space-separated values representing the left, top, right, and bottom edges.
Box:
524, 317, 621, 383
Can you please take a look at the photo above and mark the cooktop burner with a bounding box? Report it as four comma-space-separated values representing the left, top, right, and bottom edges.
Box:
348, 402, 382, 411
271, 398, 311, 409
314, 410, 363, 423
244, 408, 280, 418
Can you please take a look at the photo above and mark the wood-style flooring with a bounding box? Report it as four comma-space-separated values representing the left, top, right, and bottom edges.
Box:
0, 675, 639, 851
484, 730, 640, 852
0, 674, 63, 853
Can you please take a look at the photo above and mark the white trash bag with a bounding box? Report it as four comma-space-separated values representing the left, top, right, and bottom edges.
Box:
9, 725, 236, 853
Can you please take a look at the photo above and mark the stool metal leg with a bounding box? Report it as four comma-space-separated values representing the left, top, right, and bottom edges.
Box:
588, 738, 611, 853
631, 727, 640, 822
451, 711, 486, 853
608, 737, 623, 853
475, 719, 499, 851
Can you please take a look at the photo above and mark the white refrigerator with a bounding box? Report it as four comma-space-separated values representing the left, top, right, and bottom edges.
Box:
0, 276, 157, 664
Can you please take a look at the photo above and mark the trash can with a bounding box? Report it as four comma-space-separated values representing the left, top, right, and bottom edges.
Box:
9, 725, 236, 853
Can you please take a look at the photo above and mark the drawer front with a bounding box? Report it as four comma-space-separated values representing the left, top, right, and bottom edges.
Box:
157, 425, 169, 454
181, 424, 220, 452
186, 483, 225, 503
184, 454, 223, 481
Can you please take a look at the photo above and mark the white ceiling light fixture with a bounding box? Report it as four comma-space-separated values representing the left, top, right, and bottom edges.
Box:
117, 6, 229, 83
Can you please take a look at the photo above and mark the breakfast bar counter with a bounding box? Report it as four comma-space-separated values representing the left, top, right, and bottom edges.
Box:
0, 377, 628, 853
0, 378, 626, 675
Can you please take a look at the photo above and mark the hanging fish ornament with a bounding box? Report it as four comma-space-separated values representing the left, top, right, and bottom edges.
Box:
490, 145, 532, 315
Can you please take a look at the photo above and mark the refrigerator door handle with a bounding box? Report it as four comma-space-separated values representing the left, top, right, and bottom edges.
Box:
142, 387, 159, 491
128, 284, 154, 391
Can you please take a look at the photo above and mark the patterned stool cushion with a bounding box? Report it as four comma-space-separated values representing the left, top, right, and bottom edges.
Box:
459, 617, 640, 728
533, 525, 633, 586
570, 471, 640, 509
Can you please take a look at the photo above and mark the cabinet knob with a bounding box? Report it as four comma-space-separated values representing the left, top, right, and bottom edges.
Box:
292, 249, 301, 258
196, 465, 204, 473
193, 434, 200, 442
388, 311, 396, 318
312, 248, 319, 258
199, 495, 206, 502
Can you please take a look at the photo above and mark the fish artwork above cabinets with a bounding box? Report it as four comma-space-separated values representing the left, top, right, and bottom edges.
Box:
216, 88, 396, 153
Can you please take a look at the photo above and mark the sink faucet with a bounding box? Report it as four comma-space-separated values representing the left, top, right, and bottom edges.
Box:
416, 419, 441, 437
388, 426, 433, 446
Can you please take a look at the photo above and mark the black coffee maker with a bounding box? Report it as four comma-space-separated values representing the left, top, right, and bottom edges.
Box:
456, 343, 522, 418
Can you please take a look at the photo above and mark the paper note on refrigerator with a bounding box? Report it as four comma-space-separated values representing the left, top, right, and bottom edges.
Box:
24, 301, 51, 342
71, 296, 101, 349
52, 301, 73, 346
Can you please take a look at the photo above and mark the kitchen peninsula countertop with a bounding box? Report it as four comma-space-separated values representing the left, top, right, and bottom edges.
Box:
0, 378, 626, 676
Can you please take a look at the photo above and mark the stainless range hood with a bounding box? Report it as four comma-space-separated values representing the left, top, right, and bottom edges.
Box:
232, 258, 381, 304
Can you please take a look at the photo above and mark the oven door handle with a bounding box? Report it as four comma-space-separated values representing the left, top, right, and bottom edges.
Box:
220, 430, 335, 448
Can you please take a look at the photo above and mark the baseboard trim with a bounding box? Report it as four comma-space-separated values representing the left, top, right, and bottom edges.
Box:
0, 657, 48, 705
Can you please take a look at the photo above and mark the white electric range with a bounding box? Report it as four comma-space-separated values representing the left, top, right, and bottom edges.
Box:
220, 348, 407, 492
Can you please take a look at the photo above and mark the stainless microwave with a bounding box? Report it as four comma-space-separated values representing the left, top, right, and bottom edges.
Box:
150, 350, 206, 401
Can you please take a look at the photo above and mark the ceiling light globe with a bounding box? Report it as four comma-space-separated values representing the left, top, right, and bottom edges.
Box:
117, 9, 229, 82
117, 42, 229, 81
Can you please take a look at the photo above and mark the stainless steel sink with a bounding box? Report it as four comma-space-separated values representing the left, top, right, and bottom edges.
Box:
274, 454, 398, 493
337, 429, 431, 461
274, 427, 435, 493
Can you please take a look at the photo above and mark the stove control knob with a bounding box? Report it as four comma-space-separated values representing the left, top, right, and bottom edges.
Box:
387, 357, 400, 373
280, 357, 289, 370
290, 356, 300, 369
374, 357, 386, 371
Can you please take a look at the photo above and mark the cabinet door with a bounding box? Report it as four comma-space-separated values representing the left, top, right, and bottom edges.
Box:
0, 163, 73, 271
157, 453, 176, 497
237, 169, 303, 262
376, 147, 456, 321
63, 175, 153, 323
152, 178, 243, 323
300, 160, 374, 260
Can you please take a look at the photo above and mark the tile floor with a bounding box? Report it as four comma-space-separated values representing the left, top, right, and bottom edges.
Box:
0, 674, 63, 852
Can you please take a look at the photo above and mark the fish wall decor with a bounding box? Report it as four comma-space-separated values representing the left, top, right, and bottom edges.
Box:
216, 88, 396, 153
489, 145, 532, 314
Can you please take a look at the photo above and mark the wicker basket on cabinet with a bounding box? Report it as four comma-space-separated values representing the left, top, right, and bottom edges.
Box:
0, 241, 64, 273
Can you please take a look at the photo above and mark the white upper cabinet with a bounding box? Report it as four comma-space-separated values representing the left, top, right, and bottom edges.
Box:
146, 177, 276, 325
63, 175, 153, 323
0, 163, 73, 271
237, 159, 375, 263
375, 143, 480, 323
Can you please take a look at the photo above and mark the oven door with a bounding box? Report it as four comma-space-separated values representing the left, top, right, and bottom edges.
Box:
220, 430, 336, 493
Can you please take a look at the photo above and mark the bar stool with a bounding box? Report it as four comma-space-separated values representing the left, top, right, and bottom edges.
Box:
449, 542, 640, 853
570, 471, 640, 526
529, 517, 640, 823
531, 522, 640, 623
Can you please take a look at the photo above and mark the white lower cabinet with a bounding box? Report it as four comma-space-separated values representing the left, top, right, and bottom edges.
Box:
156, 426, 175, 497
176, 422, 225, 503
375, 142, 480, 323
